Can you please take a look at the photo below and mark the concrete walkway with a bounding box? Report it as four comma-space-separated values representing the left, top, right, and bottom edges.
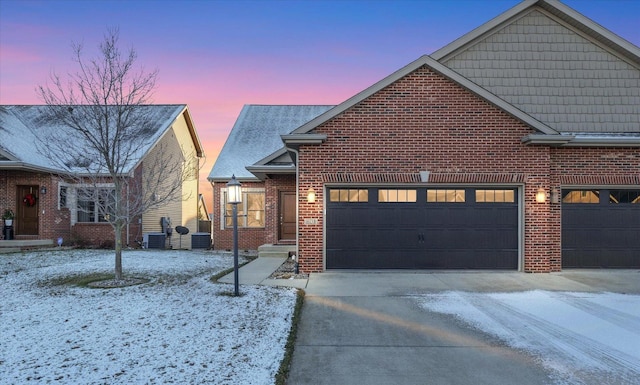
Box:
218, 255, 308, 289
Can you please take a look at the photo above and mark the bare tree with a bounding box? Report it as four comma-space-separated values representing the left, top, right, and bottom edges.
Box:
36, 28, 193, 280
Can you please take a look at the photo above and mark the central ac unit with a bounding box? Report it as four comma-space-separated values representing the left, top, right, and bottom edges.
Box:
143, 232, 166, 249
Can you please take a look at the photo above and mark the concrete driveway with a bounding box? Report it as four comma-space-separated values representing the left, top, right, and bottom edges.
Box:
286, 270, 640, 385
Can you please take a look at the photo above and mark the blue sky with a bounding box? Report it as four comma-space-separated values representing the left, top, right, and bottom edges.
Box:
1, 0, 638, 198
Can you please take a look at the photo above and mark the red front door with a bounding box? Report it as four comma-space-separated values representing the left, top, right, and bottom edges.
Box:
16, 185, 39, 235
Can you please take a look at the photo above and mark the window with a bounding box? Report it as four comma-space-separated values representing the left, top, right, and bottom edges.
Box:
59, 185, 68, 209
378, 189, 417, 203
329, 189, 368, 202
223, 189, 265, 228
476, 189, 515, 203
427, 189, 465, 203
562, 190, 599, 204
76, 188, 116, 223
609, 190, 640, 204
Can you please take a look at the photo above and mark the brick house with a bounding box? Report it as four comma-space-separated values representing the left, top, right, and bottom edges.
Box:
208, 0, 639, 273
0, 104, 205, 249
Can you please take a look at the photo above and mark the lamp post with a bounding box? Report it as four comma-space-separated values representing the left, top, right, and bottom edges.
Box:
227, 175, 242, 296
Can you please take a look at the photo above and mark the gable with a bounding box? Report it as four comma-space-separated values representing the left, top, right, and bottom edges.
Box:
309, 65, 539, 175
290, 55, 558, 140
435, 7, 640, 134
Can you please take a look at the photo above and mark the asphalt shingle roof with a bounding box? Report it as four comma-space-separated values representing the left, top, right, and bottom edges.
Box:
208, 104, 334, 181
0, 104, 188, 174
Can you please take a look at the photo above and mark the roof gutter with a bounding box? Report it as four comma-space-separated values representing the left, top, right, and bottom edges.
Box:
0, 161, 64, 174
522, 134, 640, 147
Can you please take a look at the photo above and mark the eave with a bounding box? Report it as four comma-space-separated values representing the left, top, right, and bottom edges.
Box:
522, 134, 640, 147
208, 175, 261, 184
245, 164, 296, 181
0, 161, 61, 174
281, 133, 327, 147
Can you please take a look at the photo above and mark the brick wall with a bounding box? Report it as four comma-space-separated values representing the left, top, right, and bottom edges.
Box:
1, 170, 143, 247
213, 181, 264, 250
297, 65, 557, 273
0, 171, 72, 242
212, 176, 296, 251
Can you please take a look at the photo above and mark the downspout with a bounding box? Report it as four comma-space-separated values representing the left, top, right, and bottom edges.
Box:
287, 147, 300, 261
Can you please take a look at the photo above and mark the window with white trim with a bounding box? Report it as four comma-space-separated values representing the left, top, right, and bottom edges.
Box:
58, 185, 69, 209
222, 188, 265, 229
76, 187, 116, 223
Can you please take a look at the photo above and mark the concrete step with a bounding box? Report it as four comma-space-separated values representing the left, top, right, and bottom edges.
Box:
257, 244, 296, 258
0, 239, 54, 248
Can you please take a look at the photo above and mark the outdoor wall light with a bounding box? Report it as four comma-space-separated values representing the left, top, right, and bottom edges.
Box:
307, 187, 316, 203
41, 186, 47, 194
536, 188, 547, 203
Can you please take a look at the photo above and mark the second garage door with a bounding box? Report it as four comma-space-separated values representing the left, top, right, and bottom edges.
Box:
326, 187, 518, 269
562, 189, 640, 268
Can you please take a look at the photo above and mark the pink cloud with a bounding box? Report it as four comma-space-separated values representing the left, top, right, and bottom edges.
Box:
0, 45, 42, 63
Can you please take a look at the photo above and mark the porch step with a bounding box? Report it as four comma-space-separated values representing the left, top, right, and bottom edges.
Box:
0, 239, 55, 253
257, 244, 296, 258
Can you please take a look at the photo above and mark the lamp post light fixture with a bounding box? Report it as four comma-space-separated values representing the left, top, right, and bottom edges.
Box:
227, 175, 242, 296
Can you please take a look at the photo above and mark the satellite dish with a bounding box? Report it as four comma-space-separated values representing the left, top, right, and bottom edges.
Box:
175, 226, 189, 235
175, 226, 189, 249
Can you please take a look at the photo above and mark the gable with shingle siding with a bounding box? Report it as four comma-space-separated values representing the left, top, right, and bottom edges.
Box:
440, 9, 640, 134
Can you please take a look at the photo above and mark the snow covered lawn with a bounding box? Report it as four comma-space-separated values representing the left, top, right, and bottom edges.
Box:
0, 249, 297, 385
418, 290, 640, 385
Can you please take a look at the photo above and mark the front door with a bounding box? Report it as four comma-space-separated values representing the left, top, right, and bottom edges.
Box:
16, 185, 39, 235
279, 191, 296, 242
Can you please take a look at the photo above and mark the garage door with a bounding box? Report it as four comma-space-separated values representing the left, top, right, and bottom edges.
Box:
562, 189, 640, 268
326, 187, 518, 269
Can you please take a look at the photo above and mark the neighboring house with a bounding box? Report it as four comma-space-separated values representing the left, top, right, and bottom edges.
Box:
209, 0, 640, 273
0, 104, 205, 249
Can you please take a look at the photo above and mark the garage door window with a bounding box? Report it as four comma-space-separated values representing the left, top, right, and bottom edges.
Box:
427, 189, 465, 203
329, 189, 368, 202
562, 190, 599, 204
609, 190, 640, 204
378, 189, 417, 203
475, 189, 515, 203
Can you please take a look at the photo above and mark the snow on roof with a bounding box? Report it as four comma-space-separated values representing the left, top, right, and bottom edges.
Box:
208, 104, 334, 180
0, 104, 186, 174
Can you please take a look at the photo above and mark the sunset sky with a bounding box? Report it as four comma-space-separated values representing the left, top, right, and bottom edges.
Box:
1, 0, 638, 208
